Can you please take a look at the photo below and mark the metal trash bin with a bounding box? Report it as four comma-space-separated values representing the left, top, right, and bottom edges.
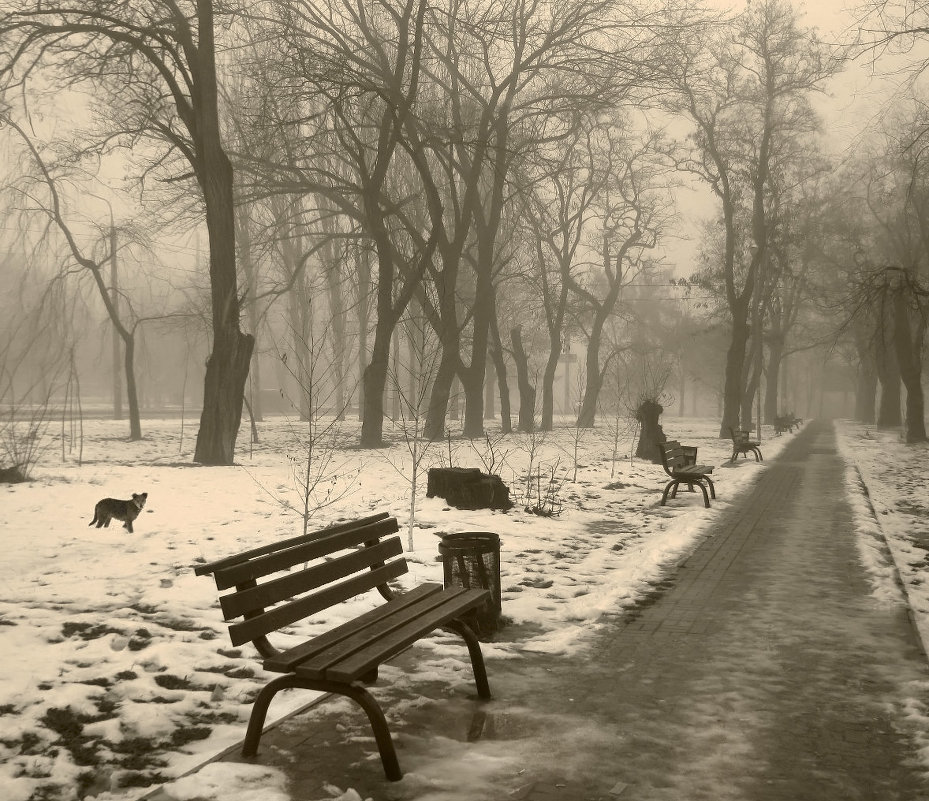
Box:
438, 532, 501, 639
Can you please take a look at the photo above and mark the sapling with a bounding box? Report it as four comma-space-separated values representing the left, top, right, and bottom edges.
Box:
381, 309, 440, 550
0, 305, 66, 481
243, 316, 360, 538
468, 429, 511, 477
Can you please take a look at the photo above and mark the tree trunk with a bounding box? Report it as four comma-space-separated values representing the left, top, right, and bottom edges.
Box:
489, 319, 512, 434
902, 380, 926, 442
236, 206, 263, 422
287, 273, 312, 420
720, 316, 750, 437
764, 336, 784, 424
124, 333, 142, 441
511, 327, 537, 432
875, 335, 902, 429
195, 332, 253, 464
576, 343, 601, 428
577, 241, 628, 429
461, 362, 486, 438
461, 262, 494, 438
424, 283, 459, 439
893, 291, 927, 443
356, 243, 371, 422
359, 229, 397, 447
741, 320, 763, 430
391, 326, 401, 422
361, 336, 390, 447
854, 342, 878, 424
635, 400, 666, 463
540, 348, 559, 431
193, 3, 253, 465
425, 354, 454, 440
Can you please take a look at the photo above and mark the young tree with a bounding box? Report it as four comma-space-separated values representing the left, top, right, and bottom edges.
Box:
0, 1, 254, 464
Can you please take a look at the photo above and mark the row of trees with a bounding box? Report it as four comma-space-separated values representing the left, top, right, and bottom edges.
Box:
0, 0, 927, 467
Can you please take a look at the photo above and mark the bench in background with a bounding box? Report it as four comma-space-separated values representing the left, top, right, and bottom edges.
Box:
729, 428, 763, 463
658, 440, 716, 508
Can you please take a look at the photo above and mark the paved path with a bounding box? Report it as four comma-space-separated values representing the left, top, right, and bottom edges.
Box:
182, 421, 929, 801
494, 420, 929, 801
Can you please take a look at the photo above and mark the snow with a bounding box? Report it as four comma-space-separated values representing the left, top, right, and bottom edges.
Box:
0, 415, 923, 801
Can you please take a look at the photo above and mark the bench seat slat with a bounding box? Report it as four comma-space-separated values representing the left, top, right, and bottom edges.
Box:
195, 512, 390, 576
220, 537, 404, 620
290, 587, 487, 677
671, 465, 713, 475
294, 588, 490, 683
213, 517, 400, 590
227, 559, 407, 646
263, 583, 445, 673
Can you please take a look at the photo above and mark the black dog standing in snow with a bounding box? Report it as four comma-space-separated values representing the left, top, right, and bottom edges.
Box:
88, 492, 148, 533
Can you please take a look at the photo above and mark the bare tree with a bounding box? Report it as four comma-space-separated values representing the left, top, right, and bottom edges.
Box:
3, 112, 147, 439
518, 119, 606, 431
663, 0, 838, 435
0, 1, 254, 464
572, 126, 669, 428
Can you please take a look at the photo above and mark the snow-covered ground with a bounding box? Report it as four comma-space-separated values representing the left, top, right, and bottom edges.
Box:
0, 415, 921, 801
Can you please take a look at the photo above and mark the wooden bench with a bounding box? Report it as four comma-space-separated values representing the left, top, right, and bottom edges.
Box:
658, 440, 716, 508
194, 511, 492, 781
729, 428, 763, 463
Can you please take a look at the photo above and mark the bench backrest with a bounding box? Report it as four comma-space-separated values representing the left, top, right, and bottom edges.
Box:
730, 428, 751, 444
658, 441, 697, 475
195, 515, 404, 647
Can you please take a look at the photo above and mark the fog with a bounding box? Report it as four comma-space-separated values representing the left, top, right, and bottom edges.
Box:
1, 0, 928, 479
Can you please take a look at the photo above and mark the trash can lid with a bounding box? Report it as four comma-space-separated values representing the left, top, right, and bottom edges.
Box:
438, 531, 500, 551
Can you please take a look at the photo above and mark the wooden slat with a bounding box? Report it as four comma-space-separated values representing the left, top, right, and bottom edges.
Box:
194, 512, 391, 576
213, 517, 400, 591
262, 583, 445, 673
292, 586, 479, 676
227, 559, 407, 646
672, 464, 712, 475
220, 537, 404, 621
303, 588, 489, 683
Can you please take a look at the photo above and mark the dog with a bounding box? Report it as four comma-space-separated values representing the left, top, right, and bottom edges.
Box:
88, 492, 148, 533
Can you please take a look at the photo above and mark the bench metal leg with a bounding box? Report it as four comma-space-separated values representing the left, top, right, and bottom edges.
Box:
339, 682, 402, 781
661, 480, 678, 505
242, 674, 303, 758
445, 619, 492, 700
697, 481, 711, 507
241, 674, 403, 781
663, 478, 711, 507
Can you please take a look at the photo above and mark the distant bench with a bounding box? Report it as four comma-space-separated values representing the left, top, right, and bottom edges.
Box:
774, 414, 802, 435
658, 440, 716, 508
729, 427, 763, 463
194, 512, 492, 781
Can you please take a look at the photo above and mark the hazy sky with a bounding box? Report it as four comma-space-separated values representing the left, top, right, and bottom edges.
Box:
663, 0, 928, 274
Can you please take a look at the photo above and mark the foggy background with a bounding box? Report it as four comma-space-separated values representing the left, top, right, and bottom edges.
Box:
1, 0, 927, 473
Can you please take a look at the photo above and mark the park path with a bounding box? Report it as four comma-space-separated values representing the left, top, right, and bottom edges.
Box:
489, 419, 929, 800
152, 421, 929, 801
